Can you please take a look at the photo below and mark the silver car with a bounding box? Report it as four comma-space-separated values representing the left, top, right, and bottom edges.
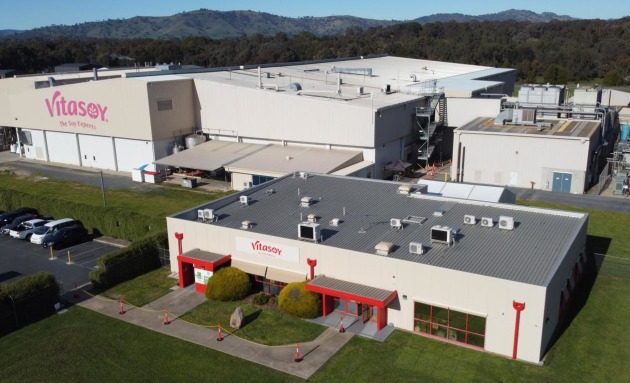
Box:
9, 219, 48, 240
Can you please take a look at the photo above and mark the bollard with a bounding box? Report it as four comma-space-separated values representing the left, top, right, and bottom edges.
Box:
164, 309, 170, 325
294, 343, 302, 362
49, 247, 56, 260
339, 317, 346, 333
66, 251, 73, 265
217, 324, 223, 341
119, 298, 125, 315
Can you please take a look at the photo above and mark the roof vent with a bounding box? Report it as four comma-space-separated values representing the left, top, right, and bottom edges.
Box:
240, 196, 250, 206
499, 216, 515, 230
300, 196, 312, 207
390, 218, 403, 230
481, 217, 493, 227
381, 84, 391, 94
289, 83, 302, 92
265, 188, 275, 196
433, 210, 444, 217
241, 220, 252, 230
375, 241, 394, 256
409, 242, 424, 255
300, 172, 308, 180
464, 215, 476, 225
398, 185, 411, 195
329, 218, 340, 226
307, 213, 317, 223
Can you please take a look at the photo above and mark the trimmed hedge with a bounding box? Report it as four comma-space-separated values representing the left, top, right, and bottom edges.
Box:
0, 188, 164, 241
205, 267, 251, 301
0, 272, 60, 335
89, 230, 167, 289
278, 281, 321, 319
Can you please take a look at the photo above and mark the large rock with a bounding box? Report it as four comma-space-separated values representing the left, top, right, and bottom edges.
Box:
230, 306, 244, 329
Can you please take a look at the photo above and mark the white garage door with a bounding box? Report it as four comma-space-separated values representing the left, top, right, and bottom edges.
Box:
115, 138, 155, 172
78, 134, 117, 170
46, 131, 80, 165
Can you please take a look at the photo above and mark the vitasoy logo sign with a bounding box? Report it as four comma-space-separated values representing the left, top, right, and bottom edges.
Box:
236, 236, 299, 263
44, 90, 109, 130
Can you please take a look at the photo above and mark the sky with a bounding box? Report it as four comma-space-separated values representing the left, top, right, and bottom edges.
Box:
1, 0, 628, 30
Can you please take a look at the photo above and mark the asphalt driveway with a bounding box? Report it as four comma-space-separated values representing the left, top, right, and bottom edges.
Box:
0, 234, 117, 292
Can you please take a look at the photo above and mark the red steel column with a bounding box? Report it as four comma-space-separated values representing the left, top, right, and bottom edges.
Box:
307, 258, 317, 280
512, 301, 526, 360
174, 232, 184, 256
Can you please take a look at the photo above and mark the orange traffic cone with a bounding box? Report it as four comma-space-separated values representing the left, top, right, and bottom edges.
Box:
294, 343, 302, 362
164, 309, 170, 325
119, 298, 125, 315
217, 324, 223, 341
339, 317, 346, 333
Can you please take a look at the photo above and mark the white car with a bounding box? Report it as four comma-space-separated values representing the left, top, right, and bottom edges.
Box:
9, 219, 48, 240
30, 218, 75, 245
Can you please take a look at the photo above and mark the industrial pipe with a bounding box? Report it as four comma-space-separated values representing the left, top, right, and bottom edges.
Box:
174, 232, 184, 256
512, 301, 526, 360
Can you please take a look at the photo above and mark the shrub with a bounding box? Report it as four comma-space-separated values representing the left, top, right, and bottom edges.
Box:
251, 292, 271, 305
0, 188, 165, 241
0, 272, 60, 335
89, 230, 166, 289
205, 267, 250, 301
278, 281, 321, 319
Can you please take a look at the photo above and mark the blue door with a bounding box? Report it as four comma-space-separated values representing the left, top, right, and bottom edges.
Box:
552, 172, 572, 193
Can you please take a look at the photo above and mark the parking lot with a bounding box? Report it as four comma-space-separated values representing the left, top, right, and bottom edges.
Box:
0, 234, 118, 292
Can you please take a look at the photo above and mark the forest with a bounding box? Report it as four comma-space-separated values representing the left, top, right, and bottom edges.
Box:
1, 18, 628, 85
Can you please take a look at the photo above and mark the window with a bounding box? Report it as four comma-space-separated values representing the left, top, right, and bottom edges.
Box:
254, 275, 285, 296
252, 175, 274, 186
413, 302, 486, 348
157, 98, 173, 111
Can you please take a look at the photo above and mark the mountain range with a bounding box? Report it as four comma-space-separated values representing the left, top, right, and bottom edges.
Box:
1, 9, 576, 40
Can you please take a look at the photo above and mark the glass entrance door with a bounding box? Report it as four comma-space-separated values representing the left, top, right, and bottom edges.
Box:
361, 304, 372, 323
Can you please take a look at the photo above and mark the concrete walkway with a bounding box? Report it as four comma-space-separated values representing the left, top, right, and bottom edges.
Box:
78, 286, 353, 379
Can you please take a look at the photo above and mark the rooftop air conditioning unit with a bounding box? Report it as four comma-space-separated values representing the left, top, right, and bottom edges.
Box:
375, 241, 393, 256
409, 242, 424, 255
464, 215, 476, 225
398, 185, 411, 195
300, 172, 308, 180
197, 209, 205, 221
243, 182, 252, 189
430, 225, 453, 246
298, 222, 320, 242
481, 217, 493, 227
203, 209, 215, 222
240, 195, 250, 206
390, 218, 403, 230
329, 218, 340, 226
499, 216, 515, 230
307, 213, 317, 223
241, 220, 252, 230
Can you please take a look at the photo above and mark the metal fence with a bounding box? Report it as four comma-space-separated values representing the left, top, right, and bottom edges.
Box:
596, 162, 611, 195
158, 247, 170, 268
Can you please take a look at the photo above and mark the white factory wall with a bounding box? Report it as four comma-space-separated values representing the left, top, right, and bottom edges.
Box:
167, 217, 554, 363
452, 132, 590, 193
194, 80, 376, 148
447, 98, 503, 128
114, 138, 155, 172
21, 129, 47, 160
78, 134, 117, 170
46, 131, 80, 165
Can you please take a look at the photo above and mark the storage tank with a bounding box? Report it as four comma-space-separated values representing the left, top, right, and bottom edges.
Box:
621, 124, 630, 141
185, 133, 207, 149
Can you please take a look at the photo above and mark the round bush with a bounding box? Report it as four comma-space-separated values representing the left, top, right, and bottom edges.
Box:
205, 267, 251, 301
278, 281, 321, 318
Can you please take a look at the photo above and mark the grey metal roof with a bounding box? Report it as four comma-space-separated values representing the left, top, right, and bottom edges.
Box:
182, 248, 228, 263
458, 117, 601, 139
308, 275, 395, 303
173, 173, 587, 286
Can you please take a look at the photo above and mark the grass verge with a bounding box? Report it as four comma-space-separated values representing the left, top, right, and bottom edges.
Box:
0, 306, 301, 383
100, 268, 177, 307
182, 299, 325, 346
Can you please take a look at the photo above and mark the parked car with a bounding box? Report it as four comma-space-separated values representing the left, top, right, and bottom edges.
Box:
9, 219, 48, 240
0, 207, 39, 227
1, 214, 40, 235
30, 218, 76, 245
42, 225, 89, 249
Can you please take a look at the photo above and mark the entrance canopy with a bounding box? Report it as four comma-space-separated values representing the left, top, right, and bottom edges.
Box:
306, 275, 397, 308
179, 248, 231, 270
384, 160, 412, 172
231, 259, 267, 277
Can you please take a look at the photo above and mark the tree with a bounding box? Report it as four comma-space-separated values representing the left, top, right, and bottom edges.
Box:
544, 64, 568, 84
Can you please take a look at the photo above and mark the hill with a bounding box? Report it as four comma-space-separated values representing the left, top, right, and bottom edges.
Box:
6, 9, 575, 40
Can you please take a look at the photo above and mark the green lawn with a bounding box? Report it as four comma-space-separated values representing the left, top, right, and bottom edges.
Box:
101, 268, 178, 307
181, 299, 326, 346
0, 306, 300, 383
0, 170, 231, 217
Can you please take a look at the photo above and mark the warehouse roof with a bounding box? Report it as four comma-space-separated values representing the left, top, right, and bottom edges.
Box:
458, 116, 601, 138
172, 173, 587, 286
